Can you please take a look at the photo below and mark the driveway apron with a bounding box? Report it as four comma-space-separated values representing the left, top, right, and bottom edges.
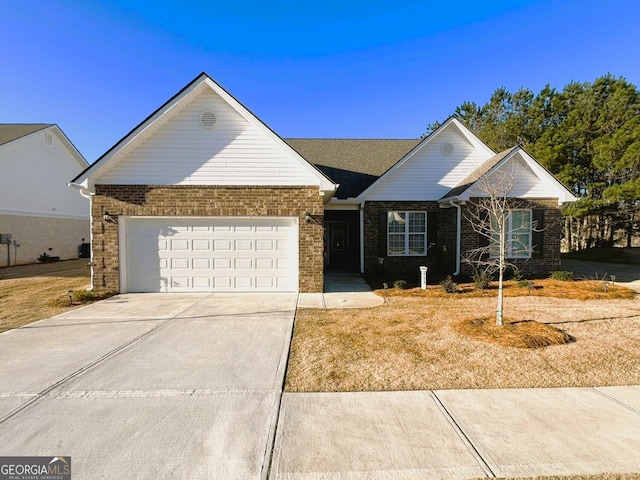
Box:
0, 292, 297, 479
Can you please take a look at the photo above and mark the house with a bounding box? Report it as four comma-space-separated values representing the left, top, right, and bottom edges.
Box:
70, 72, 576, 293
0, 124, 89, 267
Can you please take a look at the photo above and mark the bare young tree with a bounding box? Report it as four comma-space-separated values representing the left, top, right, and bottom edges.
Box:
463, 168, 539, 325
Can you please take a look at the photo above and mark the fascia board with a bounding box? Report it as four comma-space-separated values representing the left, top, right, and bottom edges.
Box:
203, 77, 337, 192
72, 75, 209, 189
454, 150, 518, 201
457, 149, 578, 204
357, 116, 494, 201
48, 125, 89, 168
449, 118, 496, 157
515, 149, 578, 203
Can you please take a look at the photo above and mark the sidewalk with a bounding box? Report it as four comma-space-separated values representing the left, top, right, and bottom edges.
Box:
270, 386, 640, 479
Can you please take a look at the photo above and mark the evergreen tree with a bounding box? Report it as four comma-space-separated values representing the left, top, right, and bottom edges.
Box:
428, 75, 640, 249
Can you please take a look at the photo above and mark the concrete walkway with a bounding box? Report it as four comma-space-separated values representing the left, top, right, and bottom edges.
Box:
0, 293, 297, 480
270, 387, 640, 479
297, 270, 385, 309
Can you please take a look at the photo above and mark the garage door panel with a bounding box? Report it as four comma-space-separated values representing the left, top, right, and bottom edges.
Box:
214, 239, 232, 251
234, 258, 253, 269
170, 276, 190, 288
234, 239, 253, 251
256, 258, 274, 269
192, 258, 211, 269
192, 239, 211, 250
124, 217, 298, 292
193, 277, 211, 288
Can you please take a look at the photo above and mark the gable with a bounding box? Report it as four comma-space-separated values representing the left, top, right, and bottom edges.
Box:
0, 126, 89, 218
360, 118, 495, 201
447, 149, 577, 204
75, 74, 336, 195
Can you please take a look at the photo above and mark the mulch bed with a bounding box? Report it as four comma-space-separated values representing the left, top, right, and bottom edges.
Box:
455, 317, 574, 348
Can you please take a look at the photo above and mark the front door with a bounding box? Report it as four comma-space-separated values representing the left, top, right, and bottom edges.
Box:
324, 221, 349, 268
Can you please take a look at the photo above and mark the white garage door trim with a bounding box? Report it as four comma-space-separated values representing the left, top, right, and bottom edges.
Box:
119, 216, 299, 293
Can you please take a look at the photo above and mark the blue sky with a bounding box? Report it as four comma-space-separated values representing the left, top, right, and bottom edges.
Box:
1, 0, 639, 161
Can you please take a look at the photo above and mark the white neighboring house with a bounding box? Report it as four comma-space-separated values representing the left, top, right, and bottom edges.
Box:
0, 124, 89, 267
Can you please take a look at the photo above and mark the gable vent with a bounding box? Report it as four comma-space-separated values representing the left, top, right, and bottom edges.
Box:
441, 142, 454, 156
199, 110, 217, 129
44, 132, 53, 145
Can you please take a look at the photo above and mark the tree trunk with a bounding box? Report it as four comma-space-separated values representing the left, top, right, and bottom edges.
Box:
496, 225, 505, 326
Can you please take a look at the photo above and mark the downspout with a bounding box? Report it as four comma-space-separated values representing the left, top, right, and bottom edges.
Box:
67, 182, 95, 290
448, 199, 461, 276
359, 201, 365, 274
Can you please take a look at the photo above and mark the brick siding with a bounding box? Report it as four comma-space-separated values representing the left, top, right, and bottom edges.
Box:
363, 198, 563, 281
457, 198, 563, 278
91, 185, 324, 293
363, 201, 443, 283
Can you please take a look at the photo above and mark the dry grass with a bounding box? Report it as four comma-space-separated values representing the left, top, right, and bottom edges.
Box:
0, 260, 95, 333
285, 293, 640, 392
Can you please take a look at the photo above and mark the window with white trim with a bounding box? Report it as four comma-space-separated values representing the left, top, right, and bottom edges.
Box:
387, 211, 427, 256
489, 209, 532, 259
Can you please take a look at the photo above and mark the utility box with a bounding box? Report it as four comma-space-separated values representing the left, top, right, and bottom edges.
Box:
0, 234, 12, 245
78, 243, 91, 258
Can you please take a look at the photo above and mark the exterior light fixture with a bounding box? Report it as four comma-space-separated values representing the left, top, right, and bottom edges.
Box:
103, 211, 118, 224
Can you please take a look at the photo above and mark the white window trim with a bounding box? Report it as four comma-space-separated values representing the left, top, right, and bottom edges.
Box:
490, 209, 532, 259
387, 211, 428, 256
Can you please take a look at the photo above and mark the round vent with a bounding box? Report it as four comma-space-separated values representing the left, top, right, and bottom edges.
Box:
199, 110, 217, 129
441, 142, 454, 156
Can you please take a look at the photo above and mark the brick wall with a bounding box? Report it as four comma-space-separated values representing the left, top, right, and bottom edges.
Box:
91, 185, 324, 292
457, 198, 563, 278
363, 201, 448, 282
363, 198, 564, 282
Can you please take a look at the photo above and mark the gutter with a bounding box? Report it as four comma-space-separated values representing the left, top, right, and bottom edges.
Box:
67, 182, 94, 199
448, 199, 462, 276
359, 201, 365, 273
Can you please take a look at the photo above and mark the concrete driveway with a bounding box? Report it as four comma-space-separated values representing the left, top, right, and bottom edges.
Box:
0, 292, 297, 479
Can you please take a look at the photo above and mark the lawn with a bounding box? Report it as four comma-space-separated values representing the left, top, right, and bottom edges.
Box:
286, 279, 640, 392
0, 260, 106, 333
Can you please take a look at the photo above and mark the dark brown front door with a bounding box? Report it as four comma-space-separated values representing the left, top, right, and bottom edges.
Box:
324, 221, 349, 268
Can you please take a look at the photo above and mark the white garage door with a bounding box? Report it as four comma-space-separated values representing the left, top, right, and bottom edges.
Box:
121, 217, 298, 293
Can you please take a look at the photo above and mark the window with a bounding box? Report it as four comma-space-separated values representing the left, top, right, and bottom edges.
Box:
387, 211, 427, 256
489, 209, 532, 259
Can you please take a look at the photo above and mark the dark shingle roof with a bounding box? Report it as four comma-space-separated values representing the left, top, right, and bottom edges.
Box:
284, 138, 421, 198
440, 147, 517, 199
0, 124, 52, 146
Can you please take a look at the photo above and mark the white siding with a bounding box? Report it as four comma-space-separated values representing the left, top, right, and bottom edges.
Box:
363, 126, 493, 201
0, 129, 89, 219
470, 155, 566, 199
96, 89, 322, 186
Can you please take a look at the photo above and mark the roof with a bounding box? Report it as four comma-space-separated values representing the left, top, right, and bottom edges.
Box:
441, 147, 518, 199
72, 72, 337, 196
285, 138, 421, 198
0, 124, 52, 146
